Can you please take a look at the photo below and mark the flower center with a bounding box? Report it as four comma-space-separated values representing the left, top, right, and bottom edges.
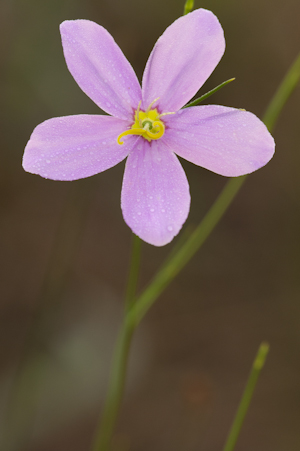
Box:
117, 99, 173, 145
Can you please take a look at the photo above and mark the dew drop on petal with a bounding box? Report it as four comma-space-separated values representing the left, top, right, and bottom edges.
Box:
150, 208, 154, 212
167, 225, 173, 232
46, 159, 51, 164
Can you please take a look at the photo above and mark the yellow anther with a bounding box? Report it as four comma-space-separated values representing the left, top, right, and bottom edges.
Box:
117, 99, 173, 145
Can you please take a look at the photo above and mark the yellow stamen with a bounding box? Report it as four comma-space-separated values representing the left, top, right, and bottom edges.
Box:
117, 99, 173, 145
145, 97, 160, 114
135, 101, 142, 127
159, 111, 175, 118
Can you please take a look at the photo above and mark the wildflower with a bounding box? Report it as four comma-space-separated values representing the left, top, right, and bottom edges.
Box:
23, 9, 275, 246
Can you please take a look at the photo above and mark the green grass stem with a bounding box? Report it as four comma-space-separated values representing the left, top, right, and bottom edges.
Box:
222, 343, 270, 451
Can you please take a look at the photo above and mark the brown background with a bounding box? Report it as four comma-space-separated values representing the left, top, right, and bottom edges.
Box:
0, 0, 300, 450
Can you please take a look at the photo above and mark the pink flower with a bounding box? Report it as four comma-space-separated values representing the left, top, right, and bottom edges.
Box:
23, 9, 275, 246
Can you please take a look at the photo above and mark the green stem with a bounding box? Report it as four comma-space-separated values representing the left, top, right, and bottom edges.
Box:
91, 315, 136, 451
91, 235, 141, 451
129, 176, 246, 323
263, 53, 300, 131
223, 343, 270, 451
125, 235, 142, 308
183, 0, 194, 15
91, 236, 141, 450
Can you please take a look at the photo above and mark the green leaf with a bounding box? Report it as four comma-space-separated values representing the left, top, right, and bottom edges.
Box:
183, 78, 235, 108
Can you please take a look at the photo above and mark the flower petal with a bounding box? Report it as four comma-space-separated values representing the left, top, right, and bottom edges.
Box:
121, 139, 190, 246
142, 9, 225, 112
60, 20, 142, 120
164, 105, 275, 176
23, 115, 135, 180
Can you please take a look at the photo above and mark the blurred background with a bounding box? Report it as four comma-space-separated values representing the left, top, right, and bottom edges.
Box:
0, 0, 300, 450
